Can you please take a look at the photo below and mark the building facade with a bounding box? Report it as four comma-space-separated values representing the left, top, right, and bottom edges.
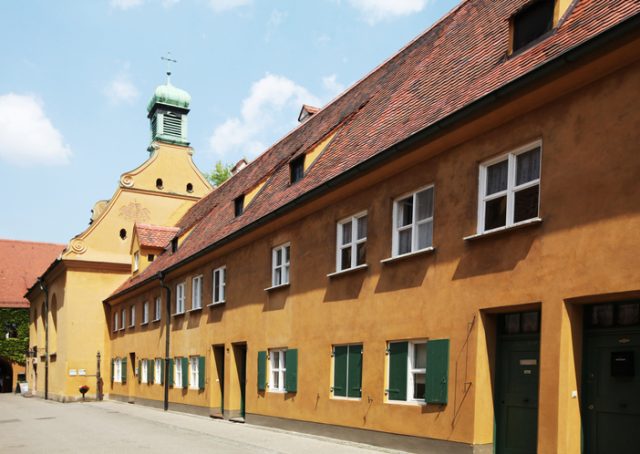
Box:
26, 81, 212, 402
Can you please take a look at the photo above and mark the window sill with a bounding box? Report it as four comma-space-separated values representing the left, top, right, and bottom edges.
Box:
384, 400, 426, 407
188, 307, 202, 313
327, 264, 368, 278
264, 283, 290, 292
268, 389, 287, 394
152, 318, 161, 323
128, 325, 135, 329
140, 322, 148, 326
172, 312, 185, 318
463, 217, 543, 241
381, 247, 435, 264
331, 396, 361, 401
208, 301, 225, 307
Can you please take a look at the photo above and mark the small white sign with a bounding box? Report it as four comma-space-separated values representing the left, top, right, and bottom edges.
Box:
69, 369, 77, 376
520, 359, 537, 366
78, 369, 87, 376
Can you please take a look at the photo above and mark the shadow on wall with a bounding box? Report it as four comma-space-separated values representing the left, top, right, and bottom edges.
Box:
374, 254, 433, 294
323, 272, 366, 302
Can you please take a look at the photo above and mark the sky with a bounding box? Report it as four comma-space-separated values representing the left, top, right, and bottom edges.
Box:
0, 0, 459, 244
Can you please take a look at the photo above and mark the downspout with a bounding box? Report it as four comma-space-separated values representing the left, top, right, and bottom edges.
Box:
158, 272, 171, 411
37, 277, 49, 400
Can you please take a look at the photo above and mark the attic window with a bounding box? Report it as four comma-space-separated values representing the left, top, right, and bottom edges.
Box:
290, 155, 305, 184
156, 178, 164, 190
234, 195, 245, 217
186, 183, 193, 193
148, 254, 155, 262
119, 229, 127, 240
512, 0, 554, 53
171, 238, 178, 253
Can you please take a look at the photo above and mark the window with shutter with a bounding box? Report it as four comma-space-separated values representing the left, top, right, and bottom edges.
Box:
387, 342, 408, 401
285, 349, 298, 393
257, 351, 267, 391
425, 339, 449, 404
198, 356, 205, 390
332, 346, 348, 397
121, 357, 127, 384
347, 344, 363, 398
148, 359, 154, 385
168, 358, 174, 387
182, 357, 189, 389
332, 344, 363, 399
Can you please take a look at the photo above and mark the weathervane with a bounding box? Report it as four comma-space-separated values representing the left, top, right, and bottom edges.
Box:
161, 52, 177, 84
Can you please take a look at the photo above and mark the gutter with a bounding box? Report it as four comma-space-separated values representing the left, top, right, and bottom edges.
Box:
37, 277, 49, 400
104, 11, 640, 303
158, 272, 171, 412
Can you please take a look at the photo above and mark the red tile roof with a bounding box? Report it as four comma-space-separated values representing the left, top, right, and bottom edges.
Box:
0, 239, 65, 308
109, 0, 640, 300
134, 224, 180, 250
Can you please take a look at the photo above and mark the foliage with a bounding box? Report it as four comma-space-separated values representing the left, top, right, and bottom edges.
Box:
0, 308, 29, 365
206, 161, 233, 187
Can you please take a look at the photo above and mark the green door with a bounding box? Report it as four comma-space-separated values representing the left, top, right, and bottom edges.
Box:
495, 312, 540, 454
583, 303, 640, 454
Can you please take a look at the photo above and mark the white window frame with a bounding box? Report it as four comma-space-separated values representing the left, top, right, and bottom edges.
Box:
336, 212, 368, 272
407, 341, 427, 403
142, 301, 149, 325
174, 357, 182, 387
141, 359, 148, 384
175, 282, 186, 314
155, 358, 162, 384
154, 297, 161, 321
113, 312, 119, 332
212, 266, 226, 305
120, 309, 126, 331
271, 243, 291, 287
189, 356, 199, 390
392, 185, 435, 257
114, 358, 122, 383
133, 251, 139, 272
477, 140, 542, 234
191, 275, 203, 310
269, 349, 287, 392
129, 305, 135, 327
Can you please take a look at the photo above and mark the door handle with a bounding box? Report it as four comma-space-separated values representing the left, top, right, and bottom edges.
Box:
588, 404, 594, 410
523, 398, 530, 403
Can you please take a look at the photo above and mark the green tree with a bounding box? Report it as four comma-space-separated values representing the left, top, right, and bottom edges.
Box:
207, 161, 233, 187
0, 308, 29, 365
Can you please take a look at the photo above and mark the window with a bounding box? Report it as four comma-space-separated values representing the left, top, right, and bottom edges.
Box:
141, 359, 148, 384
387, 340, 426, 403
175, 357, 183, 387
234, 195, 245, 217
478, 143, 541, 233
512, 0, 554, 52
142, 301, 149, 324
129, 305, 135, 327
191, 275, 203, 310
212, 266, 226, 304
290, 155, 305, 184
155, 359, 163, 384
336, 213, 367, 271
175, 282, 185, 314
189, 356, 199, 389
332, 344, 362, 399
120, 309, 126, 330
269, 349, 287, 392
154, 297, 161, 321
392, 186, 434, 256
271, 243, 290, 287
133, 251, 139, 272
114, 358, 122, 383
113, 312, 119, 332
148, 254, 155, 262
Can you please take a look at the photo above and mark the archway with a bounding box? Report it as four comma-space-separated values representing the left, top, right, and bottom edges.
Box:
0, 357, 13, 393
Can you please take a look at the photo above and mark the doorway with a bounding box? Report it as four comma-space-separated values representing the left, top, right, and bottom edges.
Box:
494, 311, 541, 454
232, 343, 247, 421
211, 345, 225, 417
0, 358, 12, 393
582, 302, 640, 454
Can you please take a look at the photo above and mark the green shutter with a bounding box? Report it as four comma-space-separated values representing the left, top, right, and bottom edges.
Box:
426, 339, 449, 404
111, 359, 114, 383
198, 356, 205, 390
388, 342, 407, 401
148, 359, 154, 384
160, 359, 165, 385
348, 344, 363, 398
168, 358, 174, 387
121, 357, 127, 384
138, 360, 142, 383
182, 357, 188, 389
333, 346, 347, 397
285, 349, 298, 393
257, 351, 267, 391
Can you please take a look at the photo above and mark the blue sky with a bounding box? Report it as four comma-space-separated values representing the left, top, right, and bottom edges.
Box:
0, 0, 459, 244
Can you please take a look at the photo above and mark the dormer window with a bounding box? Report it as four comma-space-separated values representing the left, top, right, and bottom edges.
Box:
171, 237, 178, 253
511, 0, 554, 53
234, 195, 245, 217
133, 251, 140, 272
290, 155, 305, 184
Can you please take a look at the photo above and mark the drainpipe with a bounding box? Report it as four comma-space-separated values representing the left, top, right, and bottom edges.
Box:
37, 278, 49, 400
158, 272, 171, 411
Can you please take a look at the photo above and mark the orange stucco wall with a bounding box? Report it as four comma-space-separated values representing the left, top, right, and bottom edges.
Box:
108, 48, 640, 451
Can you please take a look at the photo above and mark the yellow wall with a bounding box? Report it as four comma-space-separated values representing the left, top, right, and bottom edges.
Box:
107, 53, 640, 449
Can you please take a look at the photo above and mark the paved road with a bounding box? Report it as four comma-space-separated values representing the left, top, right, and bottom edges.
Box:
0, 394, 399, 453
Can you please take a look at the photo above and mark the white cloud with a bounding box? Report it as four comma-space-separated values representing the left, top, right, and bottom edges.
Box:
110, 0, 144, 10
348, 0, 427, 24
162, 0, 180, 7
209, 74, 321, 159
104, 72, 139, 105
266, 9, 287, 41
322, 74, 345, 97
209, 0, 252, 12
0, 93, 71, 166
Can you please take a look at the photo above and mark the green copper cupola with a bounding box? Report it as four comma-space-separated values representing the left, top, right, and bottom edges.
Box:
147, 80, 191, 146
